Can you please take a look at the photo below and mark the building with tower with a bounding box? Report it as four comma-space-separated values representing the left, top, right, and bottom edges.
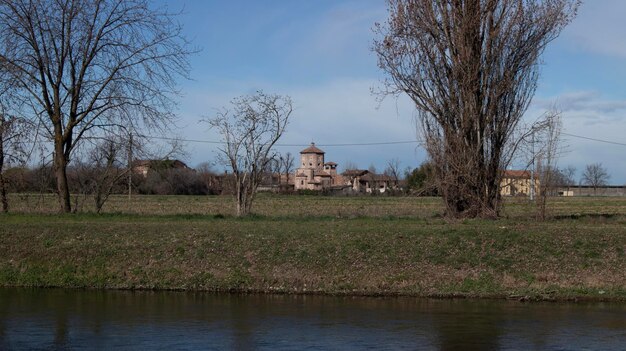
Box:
294, 143, 340, 190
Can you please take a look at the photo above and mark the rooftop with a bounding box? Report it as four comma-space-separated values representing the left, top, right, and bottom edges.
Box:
342, 169, 369, 177
300, 142, 325, 154
503, 170, 531, 178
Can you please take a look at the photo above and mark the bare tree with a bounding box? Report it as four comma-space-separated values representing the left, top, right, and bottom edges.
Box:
582, 163, 610, 195
0, 65, 34, 212
0, 0, 193, 213
82, 137, 128, 213
374, 0, 579, 218
561, 165, 576, 191
196, 162, 222, 195
0, 114, 31, 212
277, 152, 295, 189
208, 91, 292, 216
383, 158, 402, 192
384, 158, 401, 181
343, 161, 359, 172
534, 110, 562, 220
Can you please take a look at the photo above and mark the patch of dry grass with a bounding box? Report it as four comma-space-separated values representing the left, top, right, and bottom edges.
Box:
1, 205, 625, 300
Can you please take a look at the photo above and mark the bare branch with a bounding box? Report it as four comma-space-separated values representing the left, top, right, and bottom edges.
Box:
206, 91, 292, 216
374, 0, 579, 218
0, 0, 195, 212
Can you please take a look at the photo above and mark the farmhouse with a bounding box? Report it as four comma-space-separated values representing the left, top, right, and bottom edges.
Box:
500, 170, 538, 196
342, 169, 398, 193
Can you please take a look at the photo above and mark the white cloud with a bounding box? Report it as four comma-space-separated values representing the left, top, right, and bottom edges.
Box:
175, 78, 426, 172
177, 84, 626, 183
562, 1, 626, 58
529, 91, 626, 183
270, 1, 385, 77
533, 91, 626, 124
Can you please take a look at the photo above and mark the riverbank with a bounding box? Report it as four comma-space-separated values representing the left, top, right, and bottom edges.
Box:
1, 196, 625, 301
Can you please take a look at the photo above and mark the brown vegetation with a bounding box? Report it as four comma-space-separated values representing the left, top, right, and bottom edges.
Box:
0, 195, 624, 300
0, 0, 192, 212
374, 0, 579, 218
208, 91, 292, 217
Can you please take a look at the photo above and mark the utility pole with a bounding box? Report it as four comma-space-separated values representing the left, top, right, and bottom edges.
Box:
128, 131, 133, 200
530, 130, 535, 201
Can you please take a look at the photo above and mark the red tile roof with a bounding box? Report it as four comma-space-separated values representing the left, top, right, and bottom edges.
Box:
342, 169, 368, 177
300, 142, 325, 154
503, 170, 531, 178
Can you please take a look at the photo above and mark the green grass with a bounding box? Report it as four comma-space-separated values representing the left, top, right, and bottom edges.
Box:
1, 194, 625, 300
6, 192, 626, 219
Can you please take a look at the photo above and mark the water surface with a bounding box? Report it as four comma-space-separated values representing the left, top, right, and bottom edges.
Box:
0, 288, 624, 350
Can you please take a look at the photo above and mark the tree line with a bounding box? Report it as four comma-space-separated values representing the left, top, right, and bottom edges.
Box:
3, 0, 604, 219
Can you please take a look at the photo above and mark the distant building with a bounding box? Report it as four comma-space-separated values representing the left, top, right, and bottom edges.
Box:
292, 142, 401, 193
500, 170, 538, 196
294, 143, 340, 191
359, 173, 398, 193
555, 185, 626, 197
342, 169, 398, 193
342, 169, 369, 192
132, 159, 190, 177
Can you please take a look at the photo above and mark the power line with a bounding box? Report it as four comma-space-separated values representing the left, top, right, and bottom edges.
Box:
135, 134, 221, 144
134, 133, 422, 147
561, 132, 626, 147
19, 131, 623, 148
279, 141, 421, 147
139, 132, 626, 149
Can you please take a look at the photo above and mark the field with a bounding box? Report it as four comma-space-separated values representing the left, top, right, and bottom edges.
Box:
1, 194, 625, 300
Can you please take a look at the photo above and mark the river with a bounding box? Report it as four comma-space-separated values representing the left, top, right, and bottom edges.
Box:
0, 288, 624, 350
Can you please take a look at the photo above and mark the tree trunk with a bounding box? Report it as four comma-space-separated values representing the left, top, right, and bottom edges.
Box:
54, 147, 72, 213
0, 140, 7, 213
235, 182, 246, 217
0, 169, 7, 213
94, 188, 104, 214
234, 179, 257, 217
236, 198, 243, 217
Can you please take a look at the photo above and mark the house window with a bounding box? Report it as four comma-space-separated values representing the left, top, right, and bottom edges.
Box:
300, 180, 304, 185
309, 163, 312, 166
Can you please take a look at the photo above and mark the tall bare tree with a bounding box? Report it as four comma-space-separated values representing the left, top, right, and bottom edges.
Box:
0, 0, 192, 212
208, 91, 292, 216
374, 0, 579, 218
581, 163, 610, 195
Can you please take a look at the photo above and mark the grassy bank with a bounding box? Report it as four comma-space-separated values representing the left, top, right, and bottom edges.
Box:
1, 195, 625, 301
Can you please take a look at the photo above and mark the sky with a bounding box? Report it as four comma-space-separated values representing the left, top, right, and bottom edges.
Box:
160, 0, 626, 184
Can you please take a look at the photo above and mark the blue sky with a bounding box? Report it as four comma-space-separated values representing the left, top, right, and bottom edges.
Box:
162, 0, 626, 184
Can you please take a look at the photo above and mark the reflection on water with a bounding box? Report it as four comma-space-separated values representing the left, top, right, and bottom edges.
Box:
0, 288, 625, 350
